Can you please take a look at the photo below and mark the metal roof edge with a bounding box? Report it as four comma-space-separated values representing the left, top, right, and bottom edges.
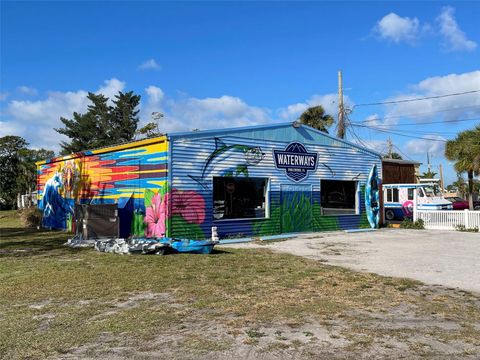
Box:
299, 125, 383, 158
167, 121, 293, 139
167, 122, 382, 158
35, 136, 168, 166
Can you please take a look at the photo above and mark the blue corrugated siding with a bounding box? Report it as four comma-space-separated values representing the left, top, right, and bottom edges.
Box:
170, 128, 381, 239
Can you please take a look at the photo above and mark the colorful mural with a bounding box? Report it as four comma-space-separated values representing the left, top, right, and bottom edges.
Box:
37, 138, 169, 236
171, 131, 381, 239
38, 124, 382, 240
189, 138, 265, 189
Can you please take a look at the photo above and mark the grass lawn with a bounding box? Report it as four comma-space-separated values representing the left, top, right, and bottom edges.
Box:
1, 209, 479, 359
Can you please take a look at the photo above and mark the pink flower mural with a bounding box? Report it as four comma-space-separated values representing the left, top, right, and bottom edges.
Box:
171, 189, 205, 224
144, 192, 169, 238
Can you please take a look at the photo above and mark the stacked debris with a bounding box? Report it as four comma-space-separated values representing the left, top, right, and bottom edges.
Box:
94, 238, 168, 255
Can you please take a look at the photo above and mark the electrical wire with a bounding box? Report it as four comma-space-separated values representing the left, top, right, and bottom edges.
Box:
393, 144, 414, 161
352, 89, 480, 108
354, 105, 480, 122
351, 125, 460, 135
352, 116, 480, 126
350, 123, 448, 142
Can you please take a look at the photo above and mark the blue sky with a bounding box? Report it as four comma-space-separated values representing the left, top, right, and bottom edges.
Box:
1, 1, 479, 184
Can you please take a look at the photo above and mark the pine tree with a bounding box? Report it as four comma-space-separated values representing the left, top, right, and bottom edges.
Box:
55, 91, 141, 154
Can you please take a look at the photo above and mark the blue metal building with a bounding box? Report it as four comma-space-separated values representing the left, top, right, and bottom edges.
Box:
167, 122, 382, 239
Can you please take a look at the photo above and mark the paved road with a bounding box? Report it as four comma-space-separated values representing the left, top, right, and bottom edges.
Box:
223, 229, 480, 293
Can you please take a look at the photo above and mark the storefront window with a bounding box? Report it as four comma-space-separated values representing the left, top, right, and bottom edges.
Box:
213, 177, 268, 220
321, 180, 357, 215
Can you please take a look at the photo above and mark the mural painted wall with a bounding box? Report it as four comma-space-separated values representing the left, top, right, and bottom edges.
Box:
37, 138, 170, 238
37, 125, 382, 240
170, 126, 382, 240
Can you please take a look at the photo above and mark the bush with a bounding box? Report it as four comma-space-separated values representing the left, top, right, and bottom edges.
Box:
455, 224, 479, 232
18, 207, 43, 228
400, 218, 425, 230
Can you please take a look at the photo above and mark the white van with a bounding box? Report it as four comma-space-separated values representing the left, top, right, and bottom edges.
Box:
383, 183, 453, 221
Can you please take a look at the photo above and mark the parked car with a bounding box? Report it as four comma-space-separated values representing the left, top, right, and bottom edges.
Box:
448, 197, 480, 210
449, 197, 469, 210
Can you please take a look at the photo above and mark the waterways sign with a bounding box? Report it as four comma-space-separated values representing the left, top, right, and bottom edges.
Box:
273, 142, 318, 182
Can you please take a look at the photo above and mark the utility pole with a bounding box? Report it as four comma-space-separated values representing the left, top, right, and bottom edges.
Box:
439, 164, 444, 191
337, 70, 345, 139
387, 137, 393, 158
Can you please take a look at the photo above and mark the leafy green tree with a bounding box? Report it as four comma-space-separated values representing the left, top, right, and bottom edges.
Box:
447, 177, 464, 195
136, 122, 161, 139
445, 125, 480, 210
0, 136, 54, 209
299, 105, 334, 133
0, 136, 28, 208
56, 91, 141, 154
17, 148, 55, 202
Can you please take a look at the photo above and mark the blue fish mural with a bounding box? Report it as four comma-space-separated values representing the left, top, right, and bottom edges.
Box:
189, 138, 265, 189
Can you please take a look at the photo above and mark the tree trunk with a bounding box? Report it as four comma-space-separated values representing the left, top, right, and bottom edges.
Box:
468, 169, 474, 211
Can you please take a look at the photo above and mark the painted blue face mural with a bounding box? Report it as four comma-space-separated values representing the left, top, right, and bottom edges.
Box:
41, 172, 73, 229
189, 138, 265, 189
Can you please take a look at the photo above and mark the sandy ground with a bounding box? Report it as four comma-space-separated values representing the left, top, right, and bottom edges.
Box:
55, 288, 480, 360
222, 229, 480, 293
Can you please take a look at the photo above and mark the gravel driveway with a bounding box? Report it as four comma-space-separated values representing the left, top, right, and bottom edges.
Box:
223, 229, 480, 293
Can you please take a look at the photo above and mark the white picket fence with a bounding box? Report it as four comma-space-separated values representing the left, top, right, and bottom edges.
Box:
414, 209, 480, 231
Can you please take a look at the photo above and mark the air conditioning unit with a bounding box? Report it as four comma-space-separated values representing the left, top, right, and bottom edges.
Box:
74, 204, 119, 240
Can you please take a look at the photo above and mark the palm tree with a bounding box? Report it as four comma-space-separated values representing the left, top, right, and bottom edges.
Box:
299, 106, 334, 133
420, 170, 438, 179
445, 125, 480, 210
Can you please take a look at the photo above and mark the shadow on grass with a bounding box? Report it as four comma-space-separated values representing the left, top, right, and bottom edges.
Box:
0, 227, 75, 258
210, 248, 232, 255
0, 227, 233, 258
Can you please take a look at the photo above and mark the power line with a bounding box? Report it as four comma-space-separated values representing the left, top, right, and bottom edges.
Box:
355, 107, 480, 124
352, 89, 480, 108
352, 116, 480, 126
393, 144, 413, 161
351, 123, 448, 142
353, 125, 460, 135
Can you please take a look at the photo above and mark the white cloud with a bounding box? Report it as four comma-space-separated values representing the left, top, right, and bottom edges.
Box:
164, 95, 271, 133
145, 86, 164, 104
437, 7, 477, 52
374, 12, 420, 43
16, 86, 38, 96
0, 121, 26, 138
405, 135, 446, 157
278, 93, 349, 122
138, 59, 161, 71
357, 139, 387, 154
1, 78, 125, 151
97, 78, 126, 100
373, 70, 480, 127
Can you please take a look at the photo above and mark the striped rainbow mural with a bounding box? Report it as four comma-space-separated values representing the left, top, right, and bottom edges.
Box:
36, 137, 168, 236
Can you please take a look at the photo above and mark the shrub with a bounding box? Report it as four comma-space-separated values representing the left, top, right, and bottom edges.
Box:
18, 207, 43, 228
400, 218, 425, 230
455, 224, 479, 232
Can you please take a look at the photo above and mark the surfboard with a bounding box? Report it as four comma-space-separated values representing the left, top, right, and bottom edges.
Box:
365, 165, 380, 228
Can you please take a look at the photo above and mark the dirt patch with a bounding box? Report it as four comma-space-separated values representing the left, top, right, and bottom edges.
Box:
54, 287, 480, 360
